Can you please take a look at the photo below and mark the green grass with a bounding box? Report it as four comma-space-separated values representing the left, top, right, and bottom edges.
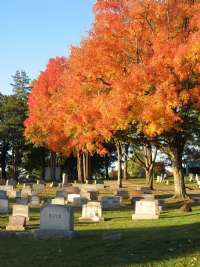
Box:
1, 181, 200, 267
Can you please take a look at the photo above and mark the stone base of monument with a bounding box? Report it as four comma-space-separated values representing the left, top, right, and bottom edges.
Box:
132, 214, 159, 220
34, 230, 77, 239
79, 216, 104, 222
6, 215, 26, 231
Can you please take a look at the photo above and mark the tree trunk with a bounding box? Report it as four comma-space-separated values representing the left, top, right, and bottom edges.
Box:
116, 142, 122, 188
145, 167, 154, 190
12, 146, 19, 180
50, 151, 56, 181
77, 151, 83, 183
0, 140, 8, 179
41, 151, 46, 180
123, 144, 128, 180
169, 134, 187, 199
85, 151, 89, 180
143, 144, 156, 190
105, 155, 109, 179
83, 153, 86, 182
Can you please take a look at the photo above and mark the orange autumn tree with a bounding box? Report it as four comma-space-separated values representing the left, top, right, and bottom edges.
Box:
91, 0, 200, 198
25, 0, 200, 198
24, 57, 69, 154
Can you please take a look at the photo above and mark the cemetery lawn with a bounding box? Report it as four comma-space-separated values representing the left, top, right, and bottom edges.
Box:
0, 181, 200, 267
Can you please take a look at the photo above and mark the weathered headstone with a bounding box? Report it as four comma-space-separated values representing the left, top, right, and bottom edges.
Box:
62, 173, 68, 186
115, 189, 129, 199
35, 204, 75, 238
101, 196, 121, 210
30, 195, 40, 206
79, 202, 103, 222
132, 200, 160, 220
6, 216, 26, 231
71, 197, 88, 208
56, 191, 68, 198
64, 186, 80, 194
52, 197, 66, 205
21, 188, 32, 198
136, 186, 152, 194
16, 197, 29, 205
67, 194, 81, 203
0, 199, 8, 213
12, 204, 29, 221
81, 191, 99, 201
0, 190, 7, 199
32, 184, 45, 193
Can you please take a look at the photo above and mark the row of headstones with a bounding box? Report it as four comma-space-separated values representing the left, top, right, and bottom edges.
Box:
5, 197, 162, 235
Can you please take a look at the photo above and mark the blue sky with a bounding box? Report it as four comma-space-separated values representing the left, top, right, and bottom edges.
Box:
0, 0, 95, 95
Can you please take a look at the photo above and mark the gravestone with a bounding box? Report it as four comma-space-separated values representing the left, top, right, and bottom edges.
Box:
0, 185, 14, 193
21, 188, 32, 198
0, 190, 7, 199
7, 190, 17, 199
67, 194, 81, 203
62, 173, 68, 186
79, 202, 103, 222
101, 196, 121, 210
32, 184, 45, 194
115, 190, 129, 199
6, 216, 26, 231
130, 190, 143, 198
64, 186, 80, 194
71, 197, 88, 208
30, 195, 40, 206
136, 186, 152, 194
16, 197, 29, 205
12, 204, 29, 221
132, 200, 160, 220
52, 197, 66, 205
6, 179, 17, 187
35, 204, 75, 238
0, 199, 8, 213
81, 191, 99, 201
56, 191, 68, 198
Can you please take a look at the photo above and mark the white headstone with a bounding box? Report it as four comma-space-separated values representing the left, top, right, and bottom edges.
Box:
35, 205, 75, 238
79, 202, 103, 222
52, 197, 66, 205
132, 200, 160, 220
12, 204, 29, 221
6, 216, 26, 231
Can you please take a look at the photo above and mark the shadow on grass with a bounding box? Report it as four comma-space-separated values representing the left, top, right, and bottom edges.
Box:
0, 222, 200, 267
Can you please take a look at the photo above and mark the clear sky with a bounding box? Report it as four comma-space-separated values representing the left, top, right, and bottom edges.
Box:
0, 0, 95, 95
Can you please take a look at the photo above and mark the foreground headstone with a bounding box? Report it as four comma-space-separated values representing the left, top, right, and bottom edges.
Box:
12, 204, 29, 221
79, 202, 103, 222
132, 200, 160, 220
35, 204, 75, 239
6, 216, 26, 231
101, 196, 121, 210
